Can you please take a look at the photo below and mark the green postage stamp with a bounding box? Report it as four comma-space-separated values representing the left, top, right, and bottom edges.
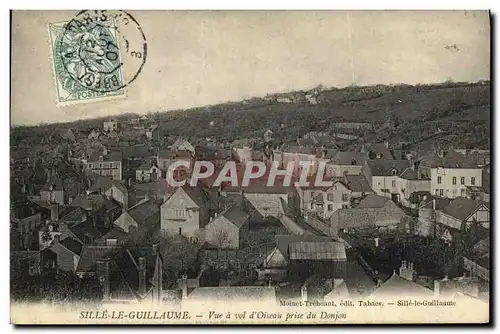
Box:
48, 17, 127, 106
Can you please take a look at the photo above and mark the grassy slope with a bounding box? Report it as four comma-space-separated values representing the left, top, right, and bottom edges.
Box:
11, 82, 491, 152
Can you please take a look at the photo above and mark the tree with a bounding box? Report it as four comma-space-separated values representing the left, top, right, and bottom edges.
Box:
213, 229, 230, 249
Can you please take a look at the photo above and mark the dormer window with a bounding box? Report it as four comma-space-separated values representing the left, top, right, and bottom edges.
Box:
99, 156, 103, 162
351, 159, 357, 165
391, 169, 398, 175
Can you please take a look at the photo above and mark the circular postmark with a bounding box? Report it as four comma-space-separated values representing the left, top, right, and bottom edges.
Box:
57, 10, 147, 93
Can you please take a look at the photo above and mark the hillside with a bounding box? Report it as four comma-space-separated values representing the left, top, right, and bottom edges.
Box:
11, 81, 491, 152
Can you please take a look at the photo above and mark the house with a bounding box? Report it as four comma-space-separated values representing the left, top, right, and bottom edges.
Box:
69, 193, 108, 212
204, 204, 250, 249
436, 197, 489, 243
330, 194, 406, 235
368, 270, 433, 299
13, 212, 43, 250
273, 145, 317, 177
296, 179, 352, 219
263, 129, 273, 143
363, 159, 431, 206
417, 196, 453, 237
136, 161, 160, 183
61, 129, 76, 142
362, 142, 394, 160
224, 184, 295, 221
85, 151, 123, 180
43, 237, 83, 272
343, 174, 374, 199
107, 130, 119, 139
326, 151, 365, 177
262, 234, 347, 281
145, 124, 159, 139
104, 180, 132, 209
103, 120, 118, 132
160, 185, 218, 240
40, 178, 65, 205
76, 245, 164, 304
157, 149, 193, 179
113, 198, 161, 234
463, 237, 489, 285
419, 150, 482, 199
88, 130, 101, 140
170, 139, 195, 154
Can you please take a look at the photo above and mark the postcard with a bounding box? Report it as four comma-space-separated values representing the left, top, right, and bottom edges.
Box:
10, 10, 491, 324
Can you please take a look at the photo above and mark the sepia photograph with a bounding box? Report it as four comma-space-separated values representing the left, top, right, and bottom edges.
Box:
9, 9, 491, 324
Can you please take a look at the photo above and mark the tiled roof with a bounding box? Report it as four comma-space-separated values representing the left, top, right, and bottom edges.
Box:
289, 241, 346, 261
344, 174, 373, 193
441, 197, 486, 222
60, 237, 84, 256
370, 273, 433, 297
283, 145, 316, 155
181, 185, 210, 207
220, 204, 249, 228
275, 234, 333, 260
330, 151, 365, 166
121, 146, 157, 160
356, 194, 390, 208
420, 150, 475, 169
76, 245, 117, 272
367, 143, 394, 160
69, 194, 107, 211
87, 151, 123, 162
366, 159, 410, 177
127, 199, 161, 224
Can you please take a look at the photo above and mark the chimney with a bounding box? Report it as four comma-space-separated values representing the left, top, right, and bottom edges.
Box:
384, 141, 389, 149
399, 261, 415, 282
434, 280, 440, 297
128, 178, 132, 187
50, 203, 59, 222
138, 257, 147, 296
374, 237, 379, 248
152, 243, 159, 256
182, 274, 188, 299
96, 259, 110, 301
301, 285, 308, 302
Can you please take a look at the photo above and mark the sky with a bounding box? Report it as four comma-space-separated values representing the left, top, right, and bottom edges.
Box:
11, 10, 490, 126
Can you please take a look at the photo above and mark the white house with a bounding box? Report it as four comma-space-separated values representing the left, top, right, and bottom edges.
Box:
160, 185, 214, 241
103, 120, 118, 132
437, 197, 489, 242
419, 150, 482, 199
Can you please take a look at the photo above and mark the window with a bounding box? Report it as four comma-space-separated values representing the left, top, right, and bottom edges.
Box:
342, 205, 349, 209
461, 177, 465, 185
437, 176, 442, 184
452, 177, 457, 185
439, 189, 444, 197
99, 163, 103, 168
342, 194, 348, 202
327, 194, 334, 201
401, 188, 405, 195
106, 239, 117, 246
309, 203, 314, 210
327, 204, 333, 211
471, 177, 476, 185
461, 189, 466, 196
178, 227, 182, 235
452, 189, 457, 197
391, 169, 397, 176
310, 191, 315, 198
88, 163, 93, 169
391, 180, 396, 188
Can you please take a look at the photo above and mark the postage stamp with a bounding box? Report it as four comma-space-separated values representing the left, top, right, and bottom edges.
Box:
48, 10, 147, 106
